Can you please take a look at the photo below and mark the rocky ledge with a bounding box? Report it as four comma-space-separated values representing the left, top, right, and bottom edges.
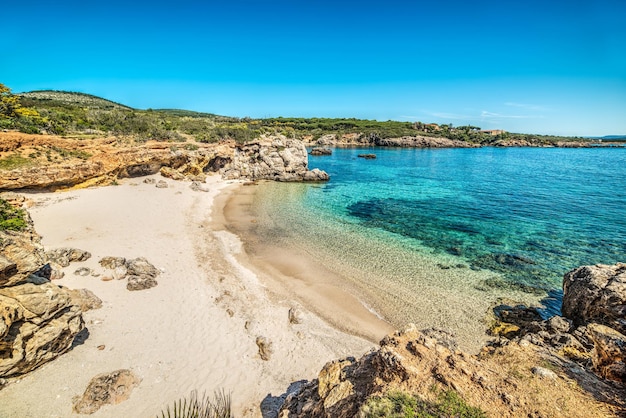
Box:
0, 132, 328, 191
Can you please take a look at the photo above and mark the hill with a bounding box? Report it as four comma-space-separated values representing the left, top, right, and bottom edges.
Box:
19, 90, 133, 110
1, 83, 592, 147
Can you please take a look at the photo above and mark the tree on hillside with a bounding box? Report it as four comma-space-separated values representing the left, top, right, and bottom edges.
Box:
0, 83, 39, 119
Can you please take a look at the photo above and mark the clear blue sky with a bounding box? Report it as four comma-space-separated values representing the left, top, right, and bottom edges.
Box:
2, 0, 625, 136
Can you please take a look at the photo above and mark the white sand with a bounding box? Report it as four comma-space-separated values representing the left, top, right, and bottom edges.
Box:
0, 175, 373, 417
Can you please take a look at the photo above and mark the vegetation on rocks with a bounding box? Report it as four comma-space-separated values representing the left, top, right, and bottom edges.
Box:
0, 197, 27, 230
360, 389, 486, 418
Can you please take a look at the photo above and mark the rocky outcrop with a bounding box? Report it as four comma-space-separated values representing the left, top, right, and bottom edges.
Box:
0, 195, 86, 378
72, 369, 141, 414
303, 133, 480, 148
372, 135, 480, 148
0, 282, 84, 377
588, 323, 626, 383
221, 136, 329, 182
489, 262, 626, 387
278, 325, 619, 418
562, 263, 626, 334
309, 147, 332, 156
98, 256, 160, 291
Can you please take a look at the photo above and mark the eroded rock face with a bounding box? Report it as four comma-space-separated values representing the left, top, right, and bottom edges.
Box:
0, 211, 46, 287
72, 369, 141, 414
562, 263, 626, 334
588, 323, 626, 383
0, 282, 84, 377
0, 137, 234, 191
0, 197, 85, 378
221, 136, 329, 182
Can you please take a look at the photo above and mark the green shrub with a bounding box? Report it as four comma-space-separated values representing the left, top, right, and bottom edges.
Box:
360, 389, 486, 418
0, 199, 27, 231
157, 390, 232, 418
0, 154, 33, 170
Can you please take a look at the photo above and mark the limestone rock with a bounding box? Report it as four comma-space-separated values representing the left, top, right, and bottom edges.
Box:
155, 180, 168, 188
126, 275, 158, 291
221, 135, 329, 182
125, 257, 159, 291
190, 181, 209, 192
562, 263, 626, 334
72, 369, 141, 414
0, 282, 84, 377
74, 267, 91, 276
0, 219, 47, 287
45, 247, 91, 268
160, 166, 186, 181
99, 256, 126, 269
288, 307, 303, 324
67, 288, 103, 312
588, 323, 626, 383
256, 336, 273, 361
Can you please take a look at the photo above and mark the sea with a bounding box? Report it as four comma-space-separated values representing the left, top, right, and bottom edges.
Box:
234, 146, 626, 336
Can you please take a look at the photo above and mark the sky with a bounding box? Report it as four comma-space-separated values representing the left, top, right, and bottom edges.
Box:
2, 0, 625, 136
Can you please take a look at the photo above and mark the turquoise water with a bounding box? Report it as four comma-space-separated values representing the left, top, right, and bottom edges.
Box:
250, 147, 626, 318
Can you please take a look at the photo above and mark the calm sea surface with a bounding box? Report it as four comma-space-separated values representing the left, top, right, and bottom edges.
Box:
246, 147, 626, 317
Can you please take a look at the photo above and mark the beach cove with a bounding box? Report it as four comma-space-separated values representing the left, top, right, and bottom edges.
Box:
0, 174, 375, 417
0, 142, 625, 417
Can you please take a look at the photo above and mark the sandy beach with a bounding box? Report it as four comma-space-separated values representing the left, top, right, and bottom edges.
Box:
0, 175, 375, 417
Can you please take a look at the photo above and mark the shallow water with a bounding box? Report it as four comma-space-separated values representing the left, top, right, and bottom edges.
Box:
234, 146, 626, 342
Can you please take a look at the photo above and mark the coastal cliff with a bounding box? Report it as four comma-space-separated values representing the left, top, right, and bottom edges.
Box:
0, 132, 328, 191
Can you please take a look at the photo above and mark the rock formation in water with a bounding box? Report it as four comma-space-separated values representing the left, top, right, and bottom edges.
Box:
221, 135, 329, 182
0, 195, 86, 378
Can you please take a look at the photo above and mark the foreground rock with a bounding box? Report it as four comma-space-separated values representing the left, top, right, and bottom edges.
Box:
72, 369, 141, 414
221, 135, 329, 182
562, 263, 626, 334
278, 325, 619, 417
0, 197, 85, 377
489, 263, 626, 387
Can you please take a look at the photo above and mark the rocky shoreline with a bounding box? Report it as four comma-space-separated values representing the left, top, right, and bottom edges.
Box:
276, 263, 626, 417
0, 131, 624, 416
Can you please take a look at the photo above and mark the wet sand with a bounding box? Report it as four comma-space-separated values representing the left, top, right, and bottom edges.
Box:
220, 181, 543, 353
